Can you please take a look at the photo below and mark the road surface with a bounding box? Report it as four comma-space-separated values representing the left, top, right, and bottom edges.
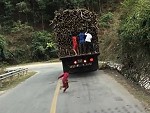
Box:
0, 62, 148, 113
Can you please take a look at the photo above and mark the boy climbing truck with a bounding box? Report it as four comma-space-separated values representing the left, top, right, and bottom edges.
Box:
52, 9, 100, 73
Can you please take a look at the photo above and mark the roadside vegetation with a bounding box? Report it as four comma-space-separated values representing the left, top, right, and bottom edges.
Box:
119, 0, 150, 86
99, 0, 150, 91
0, 68, 5, 75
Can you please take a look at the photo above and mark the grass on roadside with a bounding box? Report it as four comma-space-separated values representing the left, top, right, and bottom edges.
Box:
0, 67, 6, 75
0, 71, 36, 91
46, 58, 60, 63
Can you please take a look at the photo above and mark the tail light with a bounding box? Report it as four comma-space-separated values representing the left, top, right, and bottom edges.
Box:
74, 61, 77, 64
84, 60, 87, 63
90, 58, 94, 62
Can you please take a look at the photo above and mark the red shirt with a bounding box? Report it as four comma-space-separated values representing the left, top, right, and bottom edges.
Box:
58, 72, 69, 81
72, 36, 77, 45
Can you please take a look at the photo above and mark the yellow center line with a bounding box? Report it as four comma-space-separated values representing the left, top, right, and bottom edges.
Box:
50, 80, 61, 113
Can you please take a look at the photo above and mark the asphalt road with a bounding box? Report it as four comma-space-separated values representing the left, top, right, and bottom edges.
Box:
0, 62, 148, 113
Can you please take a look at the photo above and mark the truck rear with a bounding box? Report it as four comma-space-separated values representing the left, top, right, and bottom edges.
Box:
61, 53, 99, 73
52, 9, 100, 73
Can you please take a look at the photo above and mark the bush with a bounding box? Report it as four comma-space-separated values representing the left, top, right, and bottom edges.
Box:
119, 0, 150, 49
118, 0, 150, 86
31, 31, 57, 61
0, 35, 7, 61
11, 21, 33, 33
99, 12, 113, 28
0, 35, 6, 49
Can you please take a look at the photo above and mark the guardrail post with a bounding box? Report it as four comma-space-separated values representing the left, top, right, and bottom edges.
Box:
25, 69, 28, 75
10, 75, 14, 84
18, 73, 20, 79
0, 81, 2, 88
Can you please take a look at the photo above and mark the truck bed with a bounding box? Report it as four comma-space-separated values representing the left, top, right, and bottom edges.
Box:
60, 52, 100, 60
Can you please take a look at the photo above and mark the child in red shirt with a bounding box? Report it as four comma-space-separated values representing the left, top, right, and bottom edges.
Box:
72, 36, 78, 55
58, 72, 69, 92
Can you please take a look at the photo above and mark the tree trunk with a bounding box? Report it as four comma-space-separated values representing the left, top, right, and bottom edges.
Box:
98, 0, 102, 13
19, 13, 21, 20
42, 14, 44, 31
0, 49, 6, 61
25, 12, 28, 23
33, 2, 35, 27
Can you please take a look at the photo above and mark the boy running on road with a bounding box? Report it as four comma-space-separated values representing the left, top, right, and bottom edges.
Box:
58, 72, 69, 92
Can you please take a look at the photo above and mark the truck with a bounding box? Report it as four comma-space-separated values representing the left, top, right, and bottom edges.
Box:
52, 9, 100, 73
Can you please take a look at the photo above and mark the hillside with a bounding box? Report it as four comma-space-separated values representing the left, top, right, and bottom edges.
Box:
99, 0, 150, 92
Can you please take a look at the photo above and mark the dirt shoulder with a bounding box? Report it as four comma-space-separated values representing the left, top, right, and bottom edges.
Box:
103, 69, 150, 113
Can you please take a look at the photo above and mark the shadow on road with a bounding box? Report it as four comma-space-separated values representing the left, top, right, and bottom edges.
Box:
70, 70, 100, 78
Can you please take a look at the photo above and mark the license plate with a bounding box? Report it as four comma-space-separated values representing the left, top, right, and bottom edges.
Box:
77, 59, 82, 63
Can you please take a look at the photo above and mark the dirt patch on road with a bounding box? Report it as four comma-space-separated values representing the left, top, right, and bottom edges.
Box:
104, 69, 150, 113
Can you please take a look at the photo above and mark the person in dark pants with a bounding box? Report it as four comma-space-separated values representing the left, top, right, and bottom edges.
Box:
78, 32, 86, 54
58, 72, 69, 92
85, 32, 93, 53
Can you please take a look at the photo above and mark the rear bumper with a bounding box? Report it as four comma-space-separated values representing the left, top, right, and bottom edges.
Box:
60, 53, 100, 60
69, 62, 92, 69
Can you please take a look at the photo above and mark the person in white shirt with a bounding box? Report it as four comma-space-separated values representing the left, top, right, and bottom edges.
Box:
85, 31, 93, 53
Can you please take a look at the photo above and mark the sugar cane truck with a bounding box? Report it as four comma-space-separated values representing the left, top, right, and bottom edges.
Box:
52, 9, 100, 73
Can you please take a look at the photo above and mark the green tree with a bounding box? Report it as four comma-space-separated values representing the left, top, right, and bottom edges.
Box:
119, 0, 150, 70
119, 0, 150, 47
16, 1, 30, 22
0, 35, 7, 61
0, 0, 15, 32
31, 31, 55, 61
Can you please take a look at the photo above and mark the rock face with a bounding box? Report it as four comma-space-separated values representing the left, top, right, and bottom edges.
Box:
99, 61, 150, 90
52, 9, 99, 57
